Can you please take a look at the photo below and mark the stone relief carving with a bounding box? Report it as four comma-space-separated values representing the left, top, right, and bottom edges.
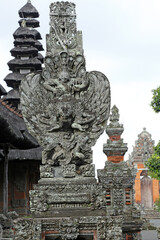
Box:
106, 216, 123, 240
97, 218, 106, 240
20, 1, 110, 177
14, 219, 41, 240
20, 70, 110, 170
49, 2, 77, 52
62, 164, 76, 177
59, 219, 79, 240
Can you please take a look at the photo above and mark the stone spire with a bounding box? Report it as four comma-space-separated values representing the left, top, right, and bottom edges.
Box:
3, 1, 44, 109
103, 105, 128, 163
129, 127, 155, 164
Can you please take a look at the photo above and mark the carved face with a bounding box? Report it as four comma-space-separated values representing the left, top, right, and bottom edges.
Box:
60, 52, 68, 65
58, 70, 70, 83
59, 102, 73, 118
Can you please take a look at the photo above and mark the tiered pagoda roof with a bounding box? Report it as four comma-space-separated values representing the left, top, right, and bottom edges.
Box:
3, 0, 44, 108
0, 1, 43, 156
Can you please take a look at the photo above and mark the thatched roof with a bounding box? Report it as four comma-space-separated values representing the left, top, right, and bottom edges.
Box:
0, 147, 42, 161
3, 89, 20, 101
0, 85, 7, 96
8, 58, 42, 71
14, 38, 44, 51
19, 19, 40, 28
0, 100, 39, 149
18, 1, 39, 18
4, 73, 24, 88
13, 27, 41, 40
10, 46, 38, 57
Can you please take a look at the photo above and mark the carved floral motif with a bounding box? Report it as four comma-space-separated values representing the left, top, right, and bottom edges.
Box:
14, 219, 41, 240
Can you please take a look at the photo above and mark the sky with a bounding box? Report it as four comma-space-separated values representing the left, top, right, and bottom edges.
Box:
0, 0, 160, 169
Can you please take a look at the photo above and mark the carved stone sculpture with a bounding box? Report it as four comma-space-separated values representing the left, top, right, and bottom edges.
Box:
20, 1, 110, 178
15, 2, 143, 240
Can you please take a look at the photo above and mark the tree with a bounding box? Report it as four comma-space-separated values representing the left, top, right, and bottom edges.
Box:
151, 86, 160, 113
145, 142, 160, 180
145, 88, 160, 180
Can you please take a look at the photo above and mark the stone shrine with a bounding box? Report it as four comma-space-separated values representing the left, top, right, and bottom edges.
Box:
129, 128, 159, 209
14, 2, 143, 239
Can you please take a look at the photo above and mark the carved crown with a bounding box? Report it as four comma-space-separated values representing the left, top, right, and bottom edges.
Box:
50, 2, 76, 16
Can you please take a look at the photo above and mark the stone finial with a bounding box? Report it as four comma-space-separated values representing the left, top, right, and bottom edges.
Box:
103, 105, 128, 163
110, 105, 119, 123
106, 105, 124, 137
28, 0, 31, 3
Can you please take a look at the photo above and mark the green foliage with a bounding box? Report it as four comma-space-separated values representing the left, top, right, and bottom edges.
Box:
154, 141, 160, 155
151, 86, 160, 113
149, 86, 160, 179
145, 141, 160, 180
145, 152, 160, 180
154, 198, 160, 212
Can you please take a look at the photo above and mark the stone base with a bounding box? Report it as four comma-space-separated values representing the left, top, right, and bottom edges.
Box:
13, 216, 143, 240
30, 176, 98, 217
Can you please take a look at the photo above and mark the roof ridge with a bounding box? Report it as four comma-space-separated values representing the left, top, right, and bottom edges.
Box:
0, 99, 22, 118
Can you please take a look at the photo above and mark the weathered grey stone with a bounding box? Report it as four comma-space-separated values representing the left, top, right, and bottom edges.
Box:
0, 224, 3, 238
14, 219, 41, 240
157, 227, 160, 240
16, 2, 143, 240
20, 1, 111, 181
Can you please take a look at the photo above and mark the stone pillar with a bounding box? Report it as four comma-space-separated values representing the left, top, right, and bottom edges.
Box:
103, 105, 128, 163
3, 145, 9, 216
98, 105, 142, 238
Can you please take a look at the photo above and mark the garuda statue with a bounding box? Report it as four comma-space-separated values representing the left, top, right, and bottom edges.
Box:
20, 2, 110, 173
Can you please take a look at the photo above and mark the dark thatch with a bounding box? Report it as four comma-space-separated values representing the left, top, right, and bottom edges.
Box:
10, 46, 38, 57
14, 38, 44, 51
19, 19, 40, 28
18, 2, 39, 18
0, 100, 39, 149
13, 27, 41, 40
37, 53, 44, 63
3, 89, 20, 101
0, 147, 42, 161
4, 73, 24, 88
0, 85, 7, 96
8, 58, 42, 71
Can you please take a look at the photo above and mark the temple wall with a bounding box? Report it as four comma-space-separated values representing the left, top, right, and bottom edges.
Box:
152, 178, 159, 203
134, 163, 159, 208
0, 161, 40, 215
135, 166, 142, 204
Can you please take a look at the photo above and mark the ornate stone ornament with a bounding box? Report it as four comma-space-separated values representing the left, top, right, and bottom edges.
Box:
14, 219, 41, 240
20, 1, 110, 176
59, 219, 79, 240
